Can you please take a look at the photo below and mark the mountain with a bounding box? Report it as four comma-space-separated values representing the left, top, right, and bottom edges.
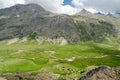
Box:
107, 13, 113, 17
114, 11, 120, 17
76, 9, 93, 16
0, 4, 120, 43
0, 3, 49, 16
95, 12, 105, 16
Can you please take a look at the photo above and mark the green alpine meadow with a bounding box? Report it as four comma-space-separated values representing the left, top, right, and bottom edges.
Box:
0, 2, 120, 80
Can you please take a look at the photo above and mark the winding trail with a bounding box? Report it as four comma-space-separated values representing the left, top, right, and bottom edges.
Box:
48, 51, 120, 62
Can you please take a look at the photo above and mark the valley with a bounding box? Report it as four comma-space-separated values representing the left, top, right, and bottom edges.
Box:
0, 40, 120, 79
0, 3, 120, 80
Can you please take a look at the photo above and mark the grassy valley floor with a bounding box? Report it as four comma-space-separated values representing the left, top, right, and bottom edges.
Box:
0, 40, 120, 79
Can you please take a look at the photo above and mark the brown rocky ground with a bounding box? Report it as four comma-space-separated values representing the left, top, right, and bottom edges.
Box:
79, 66, 120, 80
0, 72, 59, 80
0, 66, 119, 80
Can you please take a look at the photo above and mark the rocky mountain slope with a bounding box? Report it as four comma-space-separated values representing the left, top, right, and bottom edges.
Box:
79, 66, 120, 80
0, 3, 120, 43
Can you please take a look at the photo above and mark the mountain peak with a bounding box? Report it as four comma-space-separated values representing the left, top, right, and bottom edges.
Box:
0, 3, 49, 16
107, 13, 113, 16
96, 12, 105, 15
9, 3, 46, 12
76, 9, 92, 16
25, 3, 46, 11
115, 11, 120, 16
81, 9, 88, 13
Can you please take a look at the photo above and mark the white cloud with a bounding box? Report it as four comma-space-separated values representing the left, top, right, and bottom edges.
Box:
25, 0, 63, 12
86, 8, 98, 13
61, 5, 79, 15
0, 0, 79, 15
0, 0, 25, 8
25, 0, 78, 15
72, 0, 84, 8
72, 0, 120, 13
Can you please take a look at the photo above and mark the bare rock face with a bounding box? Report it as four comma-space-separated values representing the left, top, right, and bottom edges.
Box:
79, 66, 120, 80
0, 3, 119, 43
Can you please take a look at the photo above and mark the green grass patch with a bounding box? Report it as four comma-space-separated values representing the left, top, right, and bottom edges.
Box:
0, 41, 119, 75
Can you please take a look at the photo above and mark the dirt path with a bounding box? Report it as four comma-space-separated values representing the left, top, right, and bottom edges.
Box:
48, 52, 120, 62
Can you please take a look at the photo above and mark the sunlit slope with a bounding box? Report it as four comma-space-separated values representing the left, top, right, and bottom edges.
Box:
0, 41, 120, 74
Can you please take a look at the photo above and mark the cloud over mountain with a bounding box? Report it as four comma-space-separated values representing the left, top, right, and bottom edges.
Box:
72, 0, 120, 13
0, 0, 25, 8
0, 0, 78, 15
0, 0, 120, 15
25, 0, 78, 15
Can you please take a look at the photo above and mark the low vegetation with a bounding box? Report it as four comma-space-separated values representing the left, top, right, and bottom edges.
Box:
0, 40, 120, 79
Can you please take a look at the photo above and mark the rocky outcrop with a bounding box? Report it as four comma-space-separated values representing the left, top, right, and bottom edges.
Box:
36, 36, 68, 45
79, 66, 120, 80
34, 73, 59, 80
0, 72, 59, 80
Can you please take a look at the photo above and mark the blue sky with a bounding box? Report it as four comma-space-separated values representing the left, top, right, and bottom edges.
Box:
63, 0, 72, 5
63, 0, 75, 7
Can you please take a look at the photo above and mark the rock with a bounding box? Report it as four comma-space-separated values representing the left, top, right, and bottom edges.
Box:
20, 37, 27, 42
34, 72, 60, 80
7, 38, 19, 45
37, 36, 68, 45
79, 66, 120, 80
67, 57, 75, 62
1, 72, 35, 80
0, 77, 7, 80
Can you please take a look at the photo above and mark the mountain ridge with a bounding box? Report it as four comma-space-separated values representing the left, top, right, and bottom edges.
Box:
0, 3, 120, 43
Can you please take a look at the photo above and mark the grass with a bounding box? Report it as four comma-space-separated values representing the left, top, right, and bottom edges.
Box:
0, 40, 120, 79
59, 56, 120, 69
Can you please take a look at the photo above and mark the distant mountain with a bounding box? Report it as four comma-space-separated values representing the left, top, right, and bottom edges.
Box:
0, 4, 120, 43
95, 12, 105, 16
106, 13, 113, 17
115, 11, 120, 17
0, 3, 50, 17
76, 9, 93, 16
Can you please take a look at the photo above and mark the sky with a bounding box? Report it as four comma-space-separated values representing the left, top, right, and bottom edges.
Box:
0, 0, 120, 15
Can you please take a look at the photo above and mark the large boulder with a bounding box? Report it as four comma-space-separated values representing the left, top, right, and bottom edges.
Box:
79, 66, 120, 80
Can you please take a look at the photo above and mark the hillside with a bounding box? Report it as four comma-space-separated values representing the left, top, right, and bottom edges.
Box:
0, 41, 120, 80
0, 3, 120, 80
0, 3, 120, 43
